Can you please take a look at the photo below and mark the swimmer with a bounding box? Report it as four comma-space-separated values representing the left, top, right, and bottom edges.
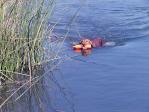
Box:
73, 37, 115, 50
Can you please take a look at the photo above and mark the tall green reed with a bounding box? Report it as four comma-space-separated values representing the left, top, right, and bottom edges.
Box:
0, 0, 55, 83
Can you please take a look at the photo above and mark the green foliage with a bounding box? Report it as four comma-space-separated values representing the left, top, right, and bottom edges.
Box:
0, 0, 55, 79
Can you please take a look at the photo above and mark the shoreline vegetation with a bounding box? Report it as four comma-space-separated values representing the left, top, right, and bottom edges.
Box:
0, 0, 63, 110
0, 0, 55, 82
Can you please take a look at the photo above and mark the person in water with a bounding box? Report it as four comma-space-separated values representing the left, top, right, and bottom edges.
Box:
73, 37, 115, 56
73, 37, 114, 49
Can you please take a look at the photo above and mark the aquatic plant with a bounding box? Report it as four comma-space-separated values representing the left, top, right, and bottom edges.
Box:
0, 0, 84, 109
0, 0, 56, 83
0, 0, 66, 109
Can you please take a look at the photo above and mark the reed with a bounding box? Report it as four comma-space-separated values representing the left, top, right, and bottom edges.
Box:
0, 0, 56, 83
0, 0, 84, 110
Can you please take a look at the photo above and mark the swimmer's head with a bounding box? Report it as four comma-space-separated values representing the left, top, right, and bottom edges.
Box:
80, 39, 92, 49
80, 39, 92, 45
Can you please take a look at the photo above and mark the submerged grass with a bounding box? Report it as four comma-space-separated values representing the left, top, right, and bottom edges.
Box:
0, 0, 56, 83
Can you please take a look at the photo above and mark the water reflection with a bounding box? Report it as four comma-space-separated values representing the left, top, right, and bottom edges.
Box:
73, 49, 92, 56
0, 68, 76, 112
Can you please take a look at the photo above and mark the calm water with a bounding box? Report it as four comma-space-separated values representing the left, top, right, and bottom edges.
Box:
1, 0, 149, 112
51, 0, 149, 112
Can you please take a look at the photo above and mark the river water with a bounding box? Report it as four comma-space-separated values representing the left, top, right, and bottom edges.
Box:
1, 0, 149, 112
51, 0, 149, 112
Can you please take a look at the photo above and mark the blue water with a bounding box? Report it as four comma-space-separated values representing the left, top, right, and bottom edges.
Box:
51, 0, 149, 112
1, 0, 149, 112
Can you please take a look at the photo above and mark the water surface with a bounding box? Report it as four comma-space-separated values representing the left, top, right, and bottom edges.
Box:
51, 0, 149, 112
1, 0, 149, 112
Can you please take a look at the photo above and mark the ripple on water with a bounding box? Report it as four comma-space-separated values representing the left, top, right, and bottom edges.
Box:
52, 0, 149, 112
52, 0, 149, 42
